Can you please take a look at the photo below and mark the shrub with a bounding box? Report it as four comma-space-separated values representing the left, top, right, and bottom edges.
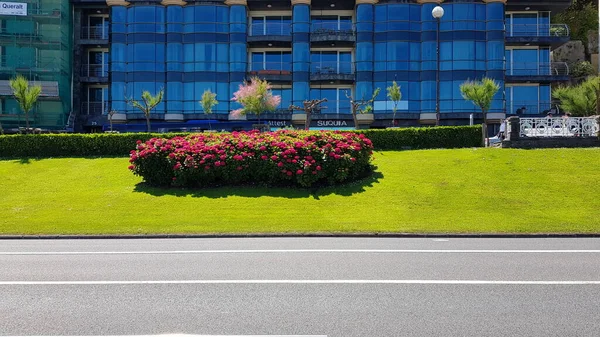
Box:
129, 130, 374, 187
0, 126, 482, 158
357, 126, 482, 150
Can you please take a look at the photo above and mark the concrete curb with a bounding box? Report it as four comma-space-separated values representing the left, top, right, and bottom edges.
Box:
0, 233, 599, 240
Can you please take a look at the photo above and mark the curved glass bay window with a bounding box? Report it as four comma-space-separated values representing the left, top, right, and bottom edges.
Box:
374, 3, 421, 114
109, 4, 233, 116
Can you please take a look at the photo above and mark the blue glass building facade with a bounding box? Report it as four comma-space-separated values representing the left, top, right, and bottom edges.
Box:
69, 0, 572, 131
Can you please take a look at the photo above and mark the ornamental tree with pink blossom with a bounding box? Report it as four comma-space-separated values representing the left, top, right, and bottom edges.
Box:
230, 77, 281, 122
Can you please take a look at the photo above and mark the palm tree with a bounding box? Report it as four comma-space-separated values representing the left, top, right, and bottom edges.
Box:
9, 75, 42, 133
460, 78, 500, 147
126, 89, 164, 133
387, 81, 402, 127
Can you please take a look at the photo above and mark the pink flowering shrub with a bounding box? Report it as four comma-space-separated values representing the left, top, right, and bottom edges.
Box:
230, 77, 281, 119
129, 130, 374, 188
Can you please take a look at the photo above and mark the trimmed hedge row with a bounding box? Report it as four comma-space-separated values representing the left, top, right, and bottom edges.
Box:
0, 126, 482, 158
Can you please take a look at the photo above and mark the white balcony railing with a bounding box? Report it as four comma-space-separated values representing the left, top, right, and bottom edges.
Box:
518, 117, 599, 138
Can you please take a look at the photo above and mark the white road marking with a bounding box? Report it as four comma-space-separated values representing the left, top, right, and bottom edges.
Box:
6, 335, 326, 337
0, 280, 598, 285
0, 249, 599, 256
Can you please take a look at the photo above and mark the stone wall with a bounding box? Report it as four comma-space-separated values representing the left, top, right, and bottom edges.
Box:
553, 41, 586, 64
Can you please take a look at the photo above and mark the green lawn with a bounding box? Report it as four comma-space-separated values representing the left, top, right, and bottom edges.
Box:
1, 148, 599, 235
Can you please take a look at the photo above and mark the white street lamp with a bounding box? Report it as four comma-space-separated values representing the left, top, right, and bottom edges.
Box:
432, 6, 444, 126
432, 6, 444, 19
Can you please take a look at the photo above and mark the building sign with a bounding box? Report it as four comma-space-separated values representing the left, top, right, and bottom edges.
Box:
266, 120, 289, 128
0, 2, 27, 16
315, 120, 352, 127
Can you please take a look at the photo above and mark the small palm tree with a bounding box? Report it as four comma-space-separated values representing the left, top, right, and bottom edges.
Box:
387, 81, 402, 127
126, 89, 164, 133
9, 75, 41, 132
460, 78, 500, 147
200, 89, 218, 131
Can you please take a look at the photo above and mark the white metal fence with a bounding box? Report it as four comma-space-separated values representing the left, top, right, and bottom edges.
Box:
518, 117, 599, 138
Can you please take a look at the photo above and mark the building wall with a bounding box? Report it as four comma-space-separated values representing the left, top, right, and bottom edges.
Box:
96, 0, 569, 129
0, 0, 72, 130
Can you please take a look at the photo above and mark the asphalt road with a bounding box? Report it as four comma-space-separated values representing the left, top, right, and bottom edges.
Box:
0, 238, 599, 337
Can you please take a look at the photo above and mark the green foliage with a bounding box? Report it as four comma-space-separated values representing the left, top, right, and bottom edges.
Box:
460, 78, 500, 114
0, 133, 185, 158
127, 89, 164, 132
359, 88, 381, 114
387, 81, 402, 112
200, 89, 218, 114
387, 81, 403, 125
0, 126, 483, 158
553, 2, 598, 45
128, 89, 164, 116
571, 61, 596, 78
9, 75, 42, 130
552, 76, 600, 116
356, 126, 481, 150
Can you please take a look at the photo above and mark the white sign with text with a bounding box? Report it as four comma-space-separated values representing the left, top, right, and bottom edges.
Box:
0, 2, 27, 16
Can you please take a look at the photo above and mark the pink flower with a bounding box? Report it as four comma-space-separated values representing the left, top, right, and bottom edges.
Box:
261, 155, 268, 160
259, 146, 267, 151
296, 169, 303, 175
277, 162, 284, 167
316, 166, 322, 171
128, 165, 135, 170
286, 171, 293, 176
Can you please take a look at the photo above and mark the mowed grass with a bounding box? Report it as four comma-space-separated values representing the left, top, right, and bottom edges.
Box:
0, 148, 599, 235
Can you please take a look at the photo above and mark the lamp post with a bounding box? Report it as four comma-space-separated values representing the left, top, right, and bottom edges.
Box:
432, 5, 444, 126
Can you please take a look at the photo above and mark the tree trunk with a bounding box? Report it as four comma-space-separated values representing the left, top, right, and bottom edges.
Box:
352, 106, 359, 130
305, 111, 311, 131
481, 108, 487, 147
0, 120, 4, 135
392, 109, 397, 127
24, 111, 30, 133
146, 114, 151, 133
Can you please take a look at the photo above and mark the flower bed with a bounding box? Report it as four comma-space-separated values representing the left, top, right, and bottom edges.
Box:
129, 130, 374, 188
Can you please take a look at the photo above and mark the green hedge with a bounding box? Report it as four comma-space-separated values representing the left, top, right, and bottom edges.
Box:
356, 126, 482, 150
0, 126, 482, 158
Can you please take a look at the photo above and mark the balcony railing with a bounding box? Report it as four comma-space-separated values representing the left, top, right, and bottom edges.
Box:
506, 101, 559, 115
81, 64, 108, 77
311, 22, 355, 34
248, 62, 292, 75
82, 102, 107, 116
311, 62, 354, 75
0, 56, 67, 73
80, 26, 109, 40
249, 23, 291, 36
507, 62, 569, 76
506, 24, 570, 37
517, 117, 599, 138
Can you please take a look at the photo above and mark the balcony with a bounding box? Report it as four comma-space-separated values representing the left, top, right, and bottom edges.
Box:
310, 22, 355, 47
80, 64, 108, 83
0, 29, 67, 49
506, 24, 570, 47
506, 62, 570, 83
248, 62, 292, 83
506, 101, 561, 116
0, 56, 67, 75
81, 102, 107, 116
310, 62, 355, 83
80, 26, 109, 44
247, 23, 292, 47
